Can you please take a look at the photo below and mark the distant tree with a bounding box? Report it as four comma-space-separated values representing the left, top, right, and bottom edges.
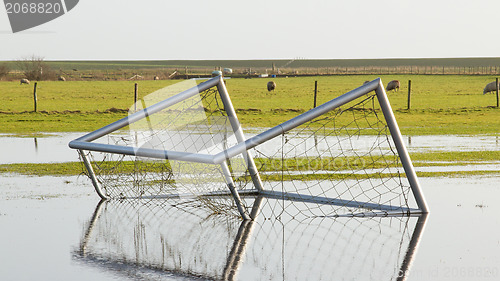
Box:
0, 63, 9, 80
16, 55, 55, 81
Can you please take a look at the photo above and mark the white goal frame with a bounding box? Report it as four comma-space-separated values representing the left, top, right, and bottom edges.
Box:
69, 76, 429, 219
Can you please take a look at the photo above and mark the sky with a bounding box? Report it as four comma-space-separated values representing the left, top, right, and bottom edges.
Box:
0, 0, 499, 61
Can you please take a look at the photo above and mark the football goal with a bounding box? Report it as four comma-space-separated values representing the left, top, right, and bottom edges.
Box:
69, 76, 428, 219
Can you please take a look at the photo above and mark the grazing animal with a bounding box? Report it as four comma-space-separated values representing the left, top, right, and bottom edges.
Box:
58, 76, 66, 81
267, 81, 276, 92
20, 78, 30, 85
386, 80, 400, 92
483, 81, 499, 94
154, 76, 160, 80
211, 70, 223, 77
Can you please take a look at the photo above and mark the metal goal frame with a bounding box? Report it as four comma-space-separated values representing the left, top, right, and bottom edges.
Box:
69, 76, 429, 219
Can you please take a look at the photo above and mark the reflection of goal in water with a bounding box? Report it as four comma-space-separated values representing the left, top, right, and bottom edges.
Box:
74, 198, 428, 280
69, 76, 428, 219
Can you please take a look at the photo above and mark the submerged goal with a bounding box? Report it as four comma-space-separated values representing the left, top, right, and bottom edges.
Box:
69, 76, 428, 219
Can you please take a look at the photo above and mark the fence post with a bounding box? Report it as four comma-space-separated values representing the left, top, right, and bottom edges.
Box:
496, 78, 499, 108
33, 82, 38, 112
134, 83, 138, 112
407, 80, 411, 110
313, 80, 318, 108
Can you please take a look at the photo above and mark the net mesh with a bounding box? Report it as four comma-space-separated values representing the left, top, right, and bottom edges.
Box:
83, 80, 248, 216
249, 94, 414, 217
81, 80, 415, 218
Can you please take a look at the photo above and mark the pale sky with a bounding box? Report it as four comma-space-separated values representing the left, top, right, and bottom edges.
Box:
0, 0, 498, 61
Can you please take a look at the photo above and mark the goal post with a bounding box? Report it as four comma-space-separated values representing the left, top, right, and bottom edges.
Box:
69, 76, 429, 219
374, 83, 429, 213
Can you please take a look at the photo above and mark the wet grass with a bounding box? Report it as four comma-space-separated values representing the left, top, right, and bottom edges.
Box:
1, 151, 498, 178
0, 111, 127, 133
1, 162, 498, 180
256, 170, 500, 182
0, 161, 86, 176
411, 150, 500, 162
2, 106, 498, 135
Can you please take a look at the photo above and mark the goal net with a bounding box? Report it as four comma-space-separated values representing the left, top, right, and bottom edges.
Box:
248, 94, 415, 217
71, 76, 427, 219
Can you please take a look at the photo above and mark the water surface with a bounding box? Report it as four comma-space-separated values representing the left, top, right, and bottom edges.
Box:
1, 175, 499, 280
1, 133, 499, 164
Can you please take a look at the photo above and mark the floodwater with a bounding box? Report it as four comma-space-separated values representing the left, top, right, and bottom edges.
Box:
1, 133, 500, 280
1, 175, 499, 281
0, 133, 82, 164
1, 133, 500, 164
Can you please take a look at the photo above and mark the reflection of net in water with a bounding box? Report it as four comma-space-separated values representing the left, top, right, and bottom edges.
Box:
74, 198, 427, 281
245, 214, 423, 280
73, 77, 427, 218
76, 199, 243, 280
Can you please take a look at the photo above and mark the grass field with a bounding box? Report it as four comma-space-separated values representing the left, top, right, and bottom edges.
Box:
0, 75, 499, 135
0, 72, 499, 178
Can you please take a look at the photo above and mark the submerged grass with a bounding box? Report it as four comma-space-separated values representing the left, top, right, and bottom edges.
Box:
1, 104, 498, 135
255, 170, 500, 182
0, 111, 127, 133
411, 151, 500, 162
1, 151, 498, 178
2, 162, 498, 180
0, 161, 86, 176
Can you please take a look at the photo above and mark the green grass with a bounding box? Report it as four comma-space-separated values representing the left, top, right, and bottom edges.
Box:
224, 75, 499, 110
0, 75, 500, 135
0, 80, 178, 112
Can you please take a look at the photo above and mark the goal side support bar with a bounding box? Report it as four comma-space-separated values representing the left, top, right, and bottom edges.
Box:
375, 80, 429, 213
217, 80, 264, 192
